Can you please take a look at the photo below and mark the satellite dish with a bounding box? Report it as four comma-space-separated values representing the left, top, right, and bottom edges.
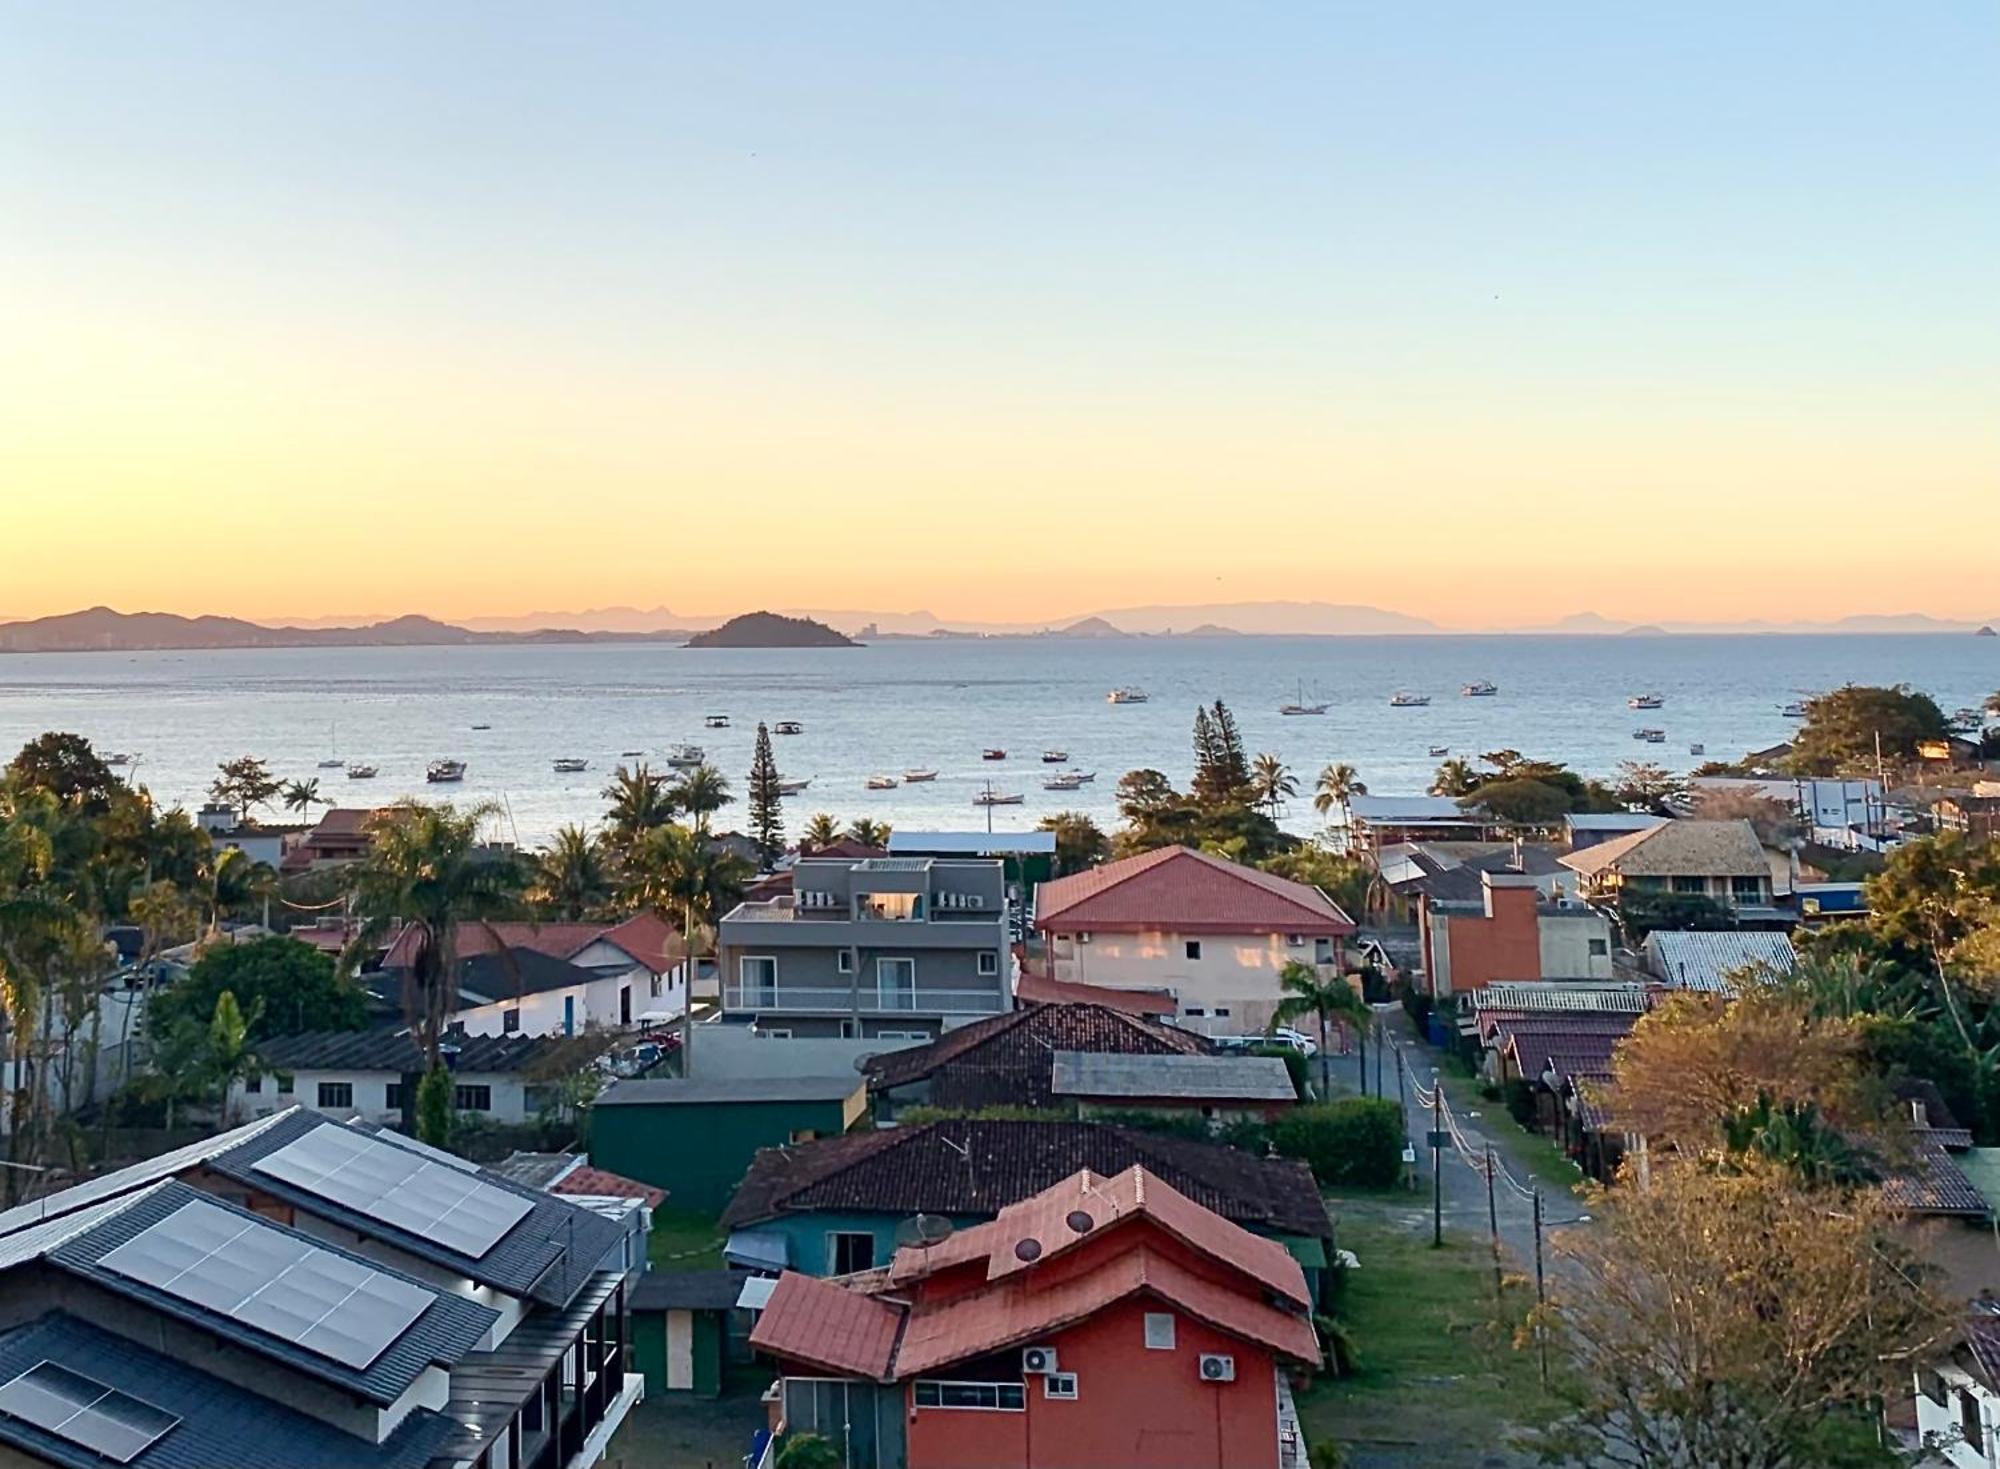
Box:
1014, 1238, 1043, 1263
1065, 1209, 1096, 1236
894, 1213, 956, 1250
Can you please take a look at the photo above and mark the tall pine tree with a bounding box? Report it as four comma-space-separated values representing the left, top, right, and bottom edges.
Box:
1191, 700, 1251, 805
1191, 706, 1221, 799
748, 722, 785, 869
1210, 699, 1250, 794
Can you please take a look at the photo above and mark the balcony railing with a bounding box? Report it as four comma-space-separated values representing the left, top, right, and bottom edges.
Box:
724, 983, 1008, 1015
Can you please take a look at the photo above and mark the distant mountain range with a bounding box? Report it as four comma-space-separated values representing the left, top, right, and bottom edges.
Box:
4, 602, 1997, 654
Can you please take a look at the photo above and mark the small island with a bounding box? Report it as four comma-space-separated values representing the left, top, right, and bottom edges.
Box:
1977, 625, 1996, 638
684, 611, 857, 648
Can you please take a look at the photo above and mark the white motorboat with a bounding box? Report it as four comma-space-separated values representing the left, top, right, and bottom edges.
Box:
1633, 728, 1667, 743
1628, 693, 1664, 710
1781, 702, 1807, 719
775, 777, 811, 796
704, 714, 730, 729
553, 757, 589, 773
774, 721, 804, 735
866, 775, 899, 790
665, 744, 705, 768
345, 764, 378, 780
1689, 743, 1706, 756
902, 769, 939, 783
106, 753, 134, 767
1107, 687, 1149, 704
1389, 691, 1430, 707
426, 759, 467, 783
973, 790, 1025, 807
1429, 745, 1450, 758
1044, 772, 1086, 791
1041, 749, 1069, 763
1462, 680, 1498, 697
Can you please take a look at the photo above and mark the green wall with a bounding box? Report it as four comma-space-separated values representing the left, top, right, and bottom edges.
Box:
590, 1096, 855, 1215
631, 1308, 725, 1398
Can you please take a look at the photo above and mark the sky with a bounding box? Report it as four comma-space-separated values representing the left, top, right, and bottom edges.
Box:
2, 3, 1996, 629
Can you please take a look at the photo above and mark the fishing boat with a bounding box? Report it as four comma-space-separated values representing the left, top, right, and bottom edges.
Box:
775, 777, 811, 796
903, 769, 939, 783
1627, 694, 1664, 710
471, 724, 492, 731
1461, 680, 1498, 698
1429, 745, 1450, 758
1107, 687, 1149, 705
1279, 679, 1329, 716
1043, 772, 1086, 791
1388, 691, 1430, 707
973, 790, 1025, 807
1067, 770, 1096, 784
1689, 743, 1706, 756
665, 744, 705, 768
1632, 728, 1667, 743
105, 753, 133, 767
553, 757, 589, 774
1780, 701, 1807, 719
774, 721, 804, 735
982, 749, 1007, 761
1041, 749, 1069, 763
426, 759, 467, 783
866, 775, 899, 790
704, 714, 731, 729
345, 764, 378, 780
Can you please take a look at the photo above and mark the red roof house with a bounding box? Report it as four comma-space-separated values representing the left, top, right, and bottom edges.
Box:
751, 1165, 1319, 1469
1032, 847, 1355, 1039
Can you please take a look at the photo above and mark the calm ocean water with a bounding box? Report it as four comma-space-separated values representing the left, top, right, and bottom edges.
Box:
0, 636, 1992, 848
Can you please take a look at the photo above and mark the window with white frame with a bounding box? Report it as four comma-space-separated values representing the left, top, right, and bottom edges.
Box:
1143, 1312, 1176, 1350
1044, 1372, 1078, 1400
1286, 934, 1305, 946
837, 949, 853, 973
977, 950, 998, 976
827, 1231, 876, 1275
913, 1382, 1025, 1411
740, 955, 777, 1001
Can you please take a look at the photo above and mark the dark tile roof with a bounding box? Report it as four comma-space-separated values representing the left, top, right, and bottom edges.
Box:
1882, 1132, 1990, 1218
865, 1003, 1211, 1109
1968, 1308, 2000, 1386
630, 1269, 749, 1313
721, 1119, 1332, 1240
256, 1027, 577, 1075
41, 1179, 496, 1407
204, 1109, 627, 1308
454, 947, 604, 1003
0, 1312, 457, 1469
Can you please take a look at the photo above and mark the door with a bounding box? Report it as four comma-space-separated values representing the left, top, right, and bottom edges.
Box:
666, 1310, 694, 1391
876, 957, 916, 1011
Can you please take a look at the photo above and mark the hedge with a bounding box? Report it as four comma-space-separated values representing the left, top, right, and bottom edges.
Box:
1271, 1098, 1405, 1188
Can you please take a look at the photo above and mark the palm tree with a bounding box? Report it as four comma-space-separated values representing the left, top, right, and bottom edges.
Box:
203, 989, 267, 1124
530, 825, 611, 920
672, 764, 733, 834
1270, 958, 1370, 1098
1428, 758, 1478, 798
1313, 762, 1367, 848
341, 801, 524, 1084
602, 763, 676, 850
1250, 754, 1297, 818
282, 778, 322, 825
845, 818, 891, 849
802, 812, 840, 852
620, 822, 751, 1066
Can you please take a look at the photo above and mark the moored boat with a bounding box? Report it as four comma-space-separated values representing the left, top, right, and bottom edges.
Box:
775, 777, 811, 796
1107, 687, 1149, 704
1462, 680, 1498, 697
666, 743, 705, 768
1689, 743, 1706, 756
1627, 693, 1664, 710
345, 764, 378, 780
1279, 678, 1329, 716
903, 769, 938, 783
1044, 772, 1086, 791
866, 775, 899, 790
1389, 691, 1430, 707
553, 757, 589, 773
973, 789, 1025, 807
1632, 728, 1667, 743
1041, 749, 1068, 763
704, 714, 730, 729
1780, 702, 1807, 719
426, 759, 467, 783
982, 749, 1007, 761
774, 721, 804, 735
1429, 745, 1450, 758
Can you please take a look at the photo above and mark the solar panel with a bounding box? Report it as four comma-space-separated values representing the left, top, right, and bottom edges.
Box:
0, 1361, 179, 1464
253, 1124, 532, 1259
97, 1198, 432, 1371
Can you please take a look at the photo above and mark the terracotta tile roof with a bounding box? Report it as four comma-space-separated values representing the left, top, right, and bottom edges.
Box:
748, 1272, 903, 1378
1011, 972, 1179, 1016
598, 911, 683, 973
1034, 846, 1355, 936
1883, 1132, 1990, 1218
721, 1119, 1331, 1240
383, 915, 680, 973
865, 1003, 1209, 1107
549, 1164, 667, 1211
1560, 820, 1769, 880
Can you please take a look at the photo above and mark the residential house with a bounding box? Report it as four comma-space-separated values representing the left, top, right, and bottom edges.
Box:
590, 1074, 870, 1215
1049, 1052, 1297, 1125
716, 854, 1013, 1040
887, 831, 1058, 914
1688, 775, 1892, 851
1563, 812, 1668, 851
277, 807, 382, 875
1479, 1011, 1641, 1178
230, 1029, 593, 1127
0, 1107, 641, 1469
718, 1118, 1335, 1302
195, 804, 305, 868
1034, 847, 1356, 1037
749, 1164, 1319, 1469
627, 1270, 748, 1400
1916, 1310, 2000, 1469
1938, 796, 2000, 842
1011, 972, 1179, 1015
1418, 870, 1615, 1002
1373, 840, 1578, 922
1337, 794, 1499, 854
865, 1002, 1211, 1114
1558, 819, 1781, 920
1640, 930, 1797, 995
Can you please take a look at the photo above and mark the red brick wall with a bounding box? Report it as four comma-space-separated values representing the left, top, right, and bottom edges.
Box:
1443, 883, 1542, 992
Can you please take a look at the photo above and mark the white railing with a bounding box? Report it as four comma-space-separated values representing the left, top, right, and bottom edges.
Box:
724, 984, 1008, 1015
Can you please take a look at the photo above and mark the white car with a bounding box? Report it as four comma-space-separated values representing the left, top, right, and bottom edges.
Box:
1215, 1028, 1320, 1058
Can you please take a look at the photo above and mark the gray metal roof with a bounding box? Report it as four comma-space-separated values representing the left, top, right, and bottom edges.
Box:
1565, 813, 1670, 832
1644, 930, 1797, 994
0, 1312, 457, 1469
42, 1180, 496, 1408
595, 1074, 865, 1106
889, 831, 1055, 855
1049, 1052, 1297, 1102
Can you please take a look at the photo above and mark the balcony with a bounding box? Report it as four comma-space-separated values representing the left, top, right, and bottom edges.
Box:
724, 983, 1008, 1016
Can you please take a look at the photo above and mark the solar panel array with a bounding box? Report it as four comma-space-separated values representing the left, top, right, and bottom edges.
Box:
97, 1197, 432, 1370
0, 1361, 179, 1464
253, 1124, 533, 1259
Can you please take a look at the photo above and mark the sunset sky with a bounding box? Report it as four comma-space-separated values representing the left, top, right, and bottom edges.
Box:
3, 4, 1995, 628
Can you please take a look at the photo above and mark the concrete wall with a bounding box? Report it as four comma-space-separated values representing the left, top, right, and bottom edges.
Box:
1537, 911, 1614, 979
231, 1068, 535, 1126
1044, 930, 1334, 1035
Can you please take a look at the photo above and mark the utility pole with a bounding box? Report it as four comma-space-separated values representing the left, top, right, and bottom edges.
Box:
1431, 1069, 1443, 1248
1394, 1044, 1406, 1122
1374, 1019, 1383, 1098
1532, 1188, 1549, 1386
1485, 1144, 1503, 1306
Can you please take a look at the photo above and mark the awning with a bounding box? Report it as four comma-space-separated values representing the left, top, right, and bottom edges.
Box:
736, 1275, 779, 1311
723, 1229, 789, 1273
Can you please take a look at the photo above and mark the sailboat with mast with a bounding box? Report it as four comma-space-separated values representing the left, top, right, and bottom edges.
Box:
317, 722, 345, 769
1279, 678, 1329, 716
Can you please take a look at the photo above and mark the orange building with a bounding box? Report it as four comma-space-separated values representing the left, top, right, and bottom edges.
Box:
749, 1165, 1319, 1469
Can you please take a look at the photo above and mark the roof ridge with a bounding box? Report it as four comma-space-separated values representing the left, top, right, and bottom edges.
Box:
1038, 844, 1185, 919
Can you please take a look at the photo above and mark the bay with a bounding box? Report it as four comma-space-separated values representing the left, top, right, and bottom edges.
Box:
0, 635, 1992, 849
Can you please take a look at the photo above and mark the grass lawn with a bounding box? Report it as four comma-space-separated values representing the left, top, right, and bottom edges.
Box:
1296, 1219, 1566, 1469
647, 1207, 726, 1271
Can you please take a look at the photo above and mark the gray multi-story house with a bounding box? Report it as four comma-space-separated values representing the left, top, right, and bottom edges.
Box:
717, 856, 1012, 1038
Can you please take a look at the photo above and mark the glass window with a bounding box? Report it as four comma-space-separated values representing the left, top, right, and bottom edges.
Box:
276, 1074, 294, 1095
1588, 939, 1609, 957
978, 951, 998, 976
1671, 876, 1707, 895
740, 956, 777, 1000
837, 950, 854, 973
1045, 1373, 1078, 1400
1962, 1389, 1984, 1451
1731, 876, 1765, 901
503, 1006, 521, 1033
861, 892, 919, 921
827, 1232, 876, 1274
455, 1084, 493, 1112
1286, 934, 1305, 946
1144, 1312, 1176, 1350
244, 1076, 261, 1094
317, 1082, 353, 1109
386, 1082, 406, 1110
1185, 941, 1202, 961
877, 957, 916, 1010
913, 1381, 1025, 1411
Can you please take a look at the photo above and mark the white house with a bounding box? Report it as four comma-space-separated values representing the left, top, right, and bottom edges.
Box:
1033, 845, 1357, 1037
231, 1029, 587, 1126
1917, 1312, 2000, 1469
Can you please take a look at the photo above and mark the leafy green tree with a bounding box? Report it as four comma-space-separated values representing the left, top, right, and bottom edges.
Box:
601, 763, 675, 850
1786, 683, 1949, 776
775, 1434, 843, 1469
529, 825, 612, 920
416, 1062, 455, 1147
1039, 811, 1109, 875
204, 989, 267, 1121
672, 763, 732, 834
747, 723, 785, 869
208, 756, 281, 826
1618, 889, 1734, 937
801, 812, 840, 851
153, 936, 366, 1041
1260, 843, 1371, 919
1250, 753, 1297, 817
1270, 1098, 1404, 1187
1461, 776, 1572, 824
6, 733, 121, 813
1612, 760, 1684, 812
1271, 959, 1369, 1097
342, 801, 525, 1069
282, 777, 321, 824
844, 818, 891, 849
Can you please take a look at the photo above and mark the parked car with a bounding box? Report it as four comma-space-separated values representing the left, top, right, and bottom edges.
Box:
1215, 1028, 1320, 1058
